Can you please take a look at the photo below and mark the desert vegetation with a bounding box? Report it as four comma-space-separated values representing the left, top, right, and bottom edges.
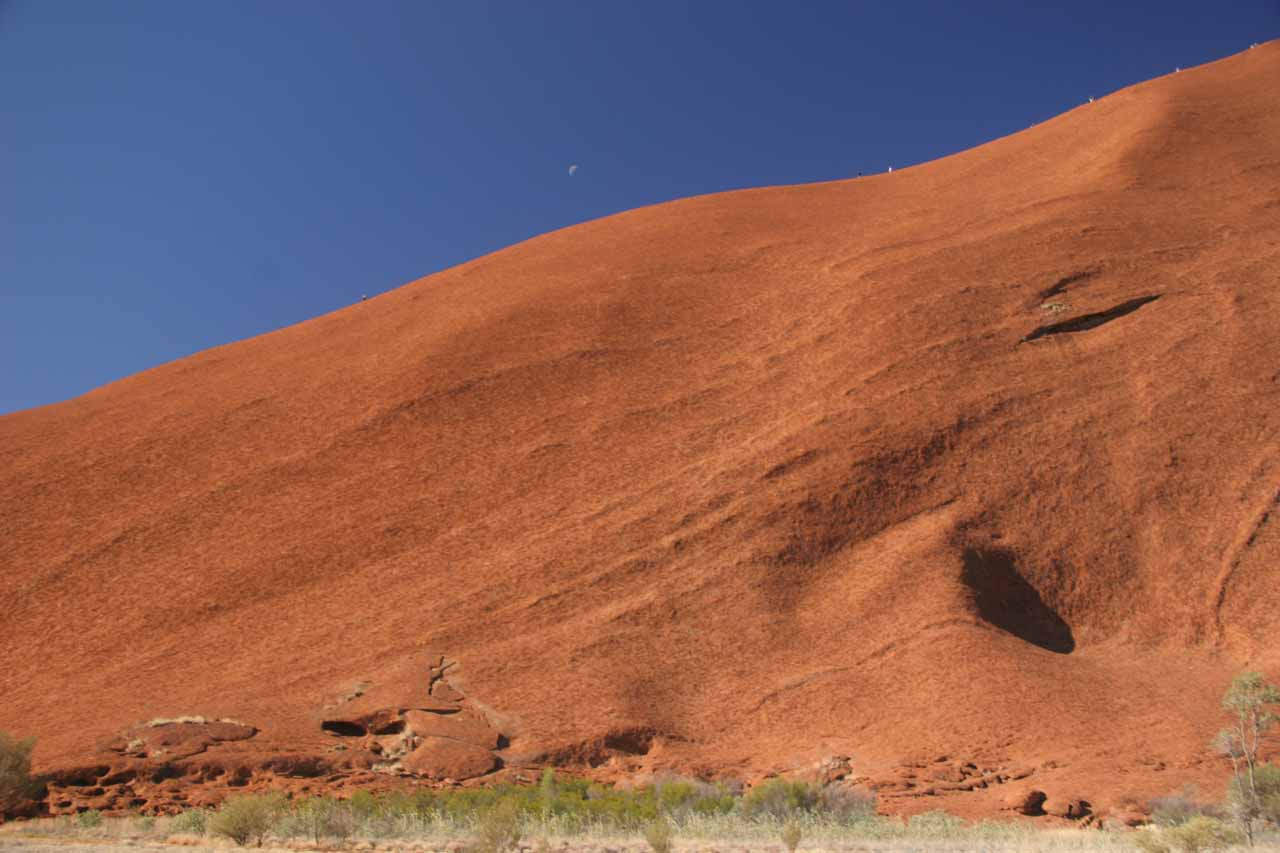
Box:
0, 731, 39, 819
1214, 672, 1280, 845
2, 673, 1277, 849
0, 774, 1058, 848
0, 773, 1277, 851
1123, 672, 1280, 853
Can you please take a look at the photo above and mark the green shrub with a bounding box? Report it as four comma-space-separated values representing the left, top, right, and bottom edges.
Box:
75, 809, 103, 829
740, 779, 818, 819
577, 783, 659, 829
443, 787, 505, 821
651, 776, 736, 819
817, 785, 876, 821
395, 774, 737, 832
208, 792, 286, 846
406, 789, 437, 819
739, 779, 873, 824
169, 808, 209, 835
644, 816, 673, 853
1260, 763, 1280, 824
470, 799, 522, 853
0, 731, 39, 817
538, 768, 558, 818
291, 796, 353, 843
1135, 817, 1243, 853
781, 819, 803, 852
347, 788, 378, 821
377, 789, 416, 818
1229, 762, 1280, 824
1164, 816, 1242, 853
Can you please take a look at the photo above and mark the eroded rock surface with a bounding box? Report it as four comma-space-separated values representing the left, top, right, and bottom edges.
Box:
101, 719, 257, 761
401, 737, 498, 780
404, 709, 502, 749
318, 654, 504, 781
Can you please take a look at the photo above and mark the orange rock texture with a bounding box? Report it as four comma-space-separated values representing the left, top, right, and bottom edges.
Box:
2, 42, 1279, 818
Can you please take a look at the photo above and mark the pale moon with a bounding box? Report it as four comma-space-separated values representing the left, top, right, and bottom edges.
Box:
568, 164, 578, 176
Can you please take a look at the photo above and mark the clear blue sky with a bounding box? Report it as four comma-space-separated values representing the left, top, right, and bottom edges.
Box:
2, 1, 1276, 414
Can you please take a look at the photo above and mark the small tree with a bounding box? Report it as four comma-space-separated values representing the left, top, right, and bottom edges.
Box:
0, 732, 39, 819
169, 808, 209, 835
208, 792, 286, 847
1212, 671, 1279, 845
740, 779, 818, 820
293, 796, 352, 845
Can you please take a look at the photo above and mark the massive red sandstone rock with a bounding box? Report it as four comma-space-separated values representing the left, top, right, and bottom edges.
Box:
2, 43, 1280, 818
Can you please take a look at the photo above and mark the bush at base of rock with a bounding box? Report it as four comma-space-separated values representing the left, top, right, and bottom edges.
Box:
208, 792, 287, 846
1228, 761, 1280, 825
741, 779, 818, 819
0, 731, 40, 818
1131, 816, 1243, 853
169, 809, 209, 835
1149, 787, 1219, 827
287, 795, 355, 844
740, 778, 875, 822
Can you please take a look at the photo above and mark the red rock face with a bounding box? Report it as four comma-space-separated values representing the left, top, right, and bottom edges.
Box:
101, 720, 257, 760
3, 43, 1280, 819
404, 710, 501, 750
401, 738, 498, 781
